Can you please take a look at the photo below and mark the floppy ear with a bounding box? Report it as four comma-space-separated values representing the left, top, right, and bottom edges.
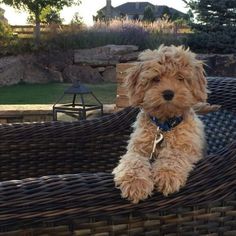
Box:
192, 63, 208, 103
125, 63, 145, 106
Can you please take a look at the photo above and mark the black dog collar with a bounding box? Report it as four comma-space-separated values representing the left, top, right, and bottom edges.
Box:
150, 115, 183, 132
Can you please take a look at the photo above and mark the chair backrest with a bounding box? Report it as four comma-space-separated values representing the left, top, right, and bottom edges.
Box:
200, 110, 236, 154
201, 77, 236, 154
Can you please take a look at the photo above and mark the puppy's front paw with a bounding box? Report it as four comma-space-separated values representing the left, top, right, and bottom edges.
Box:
115, 176, 154, 203
153, 169, 186, 196
112, 154, 154, 203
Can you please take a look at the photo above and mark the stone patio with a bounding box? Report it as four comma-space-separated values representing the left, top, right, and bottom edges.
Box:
0, 104, 116, 123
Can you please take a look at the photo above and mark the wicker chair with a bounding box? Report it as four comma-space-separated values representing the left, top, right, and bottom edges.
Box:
0, 77, 235, 236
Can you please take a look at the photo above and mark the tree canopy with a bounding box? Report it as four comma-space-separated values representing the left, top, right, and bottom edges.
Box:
0, 0, 81, 44
94, 10, 105, 22
184, 0, 236, 53
143, 5, 155, 22
27, 6, 63, 25
71, 12, 83, 25
0, 0, 79, 13
184, 0, 236, 29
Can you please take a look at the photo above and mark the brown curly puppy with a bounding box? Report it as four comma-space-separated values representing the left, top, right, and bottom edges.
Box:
112, 45, 207, 203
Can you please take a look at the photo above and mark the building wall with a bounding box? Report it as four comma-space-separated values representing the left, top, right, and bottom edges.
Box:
126, 14, 144, 20
111, 11, 121, 19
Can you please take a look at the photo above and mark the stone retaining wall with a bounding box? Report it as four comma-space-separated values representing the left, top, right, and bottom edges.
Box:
0, 45, 139, 86
1, 45, 235, 87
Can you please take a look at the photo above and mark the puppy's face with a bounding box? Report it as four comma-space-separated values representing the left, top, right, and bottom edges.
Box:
126, 45, 207, 120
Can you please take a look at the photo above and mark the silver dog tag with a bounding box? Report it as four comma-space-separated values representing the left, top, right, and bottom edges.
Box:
150, 128, 164, 160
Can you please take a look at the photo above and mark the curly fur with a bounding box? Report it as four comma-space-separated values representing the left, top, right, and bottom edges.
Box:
113, 45, 207, 203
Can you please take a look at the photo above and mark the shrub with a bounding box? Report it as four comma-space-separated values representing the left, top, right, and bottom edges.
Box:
0, 21, 17, 56
147, 32, 187, 50
186, 29, 236, 53
43, 19, 184, 51
44, 29, 121, 50
118, 24, 149, 50
0, 21, 13, 40
1, 19, 189, 55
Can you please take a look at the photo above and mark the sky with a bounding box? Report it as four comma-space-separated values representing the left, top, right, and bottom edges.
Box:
1, 0, 188, 26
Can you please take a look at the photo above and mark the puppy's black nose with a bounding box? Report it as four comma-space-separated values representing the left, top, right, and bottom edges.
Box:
162, 90, 174, 101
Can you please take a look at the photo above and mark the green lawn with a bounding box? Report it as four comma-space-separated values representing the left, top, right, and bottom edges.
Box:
0, 83, 117, 104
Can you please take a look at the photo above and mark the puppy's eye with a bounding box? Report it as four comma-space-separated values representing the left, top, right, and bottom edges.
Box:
177, 76, 184, 81
152, 76, 160, 83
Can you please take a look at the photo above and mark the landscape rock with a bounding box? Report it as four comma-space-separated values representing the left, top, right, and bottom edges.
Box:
102, 66, 117, 82
0, 56, 24, 86
105, 44, 138, 55
0, 55, 63, 86
24, 61, 63, 84
120, 51, 139, 62
36, 50, 74, 72
63, 65, 104, 84
197, 54, 236, 77
74, 44, 139, 66
214, 54, 236, 77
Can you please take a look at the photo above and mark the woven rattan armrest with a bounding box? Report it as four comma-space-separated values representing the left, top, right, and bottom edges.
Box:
0, 140, 235, 229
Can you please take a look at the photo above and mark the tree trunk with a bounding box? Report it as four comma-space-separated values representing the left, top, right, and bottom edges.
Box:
34, 13, 41, 47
